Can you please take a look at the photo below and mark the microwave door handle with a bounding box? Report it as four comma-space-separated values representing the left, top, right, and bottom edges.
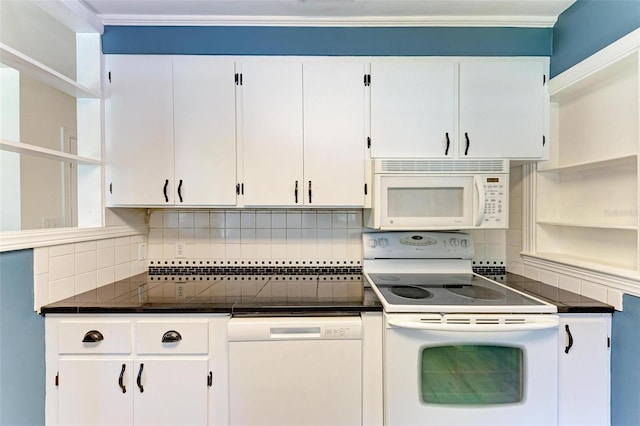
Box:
474, 176, 485, 227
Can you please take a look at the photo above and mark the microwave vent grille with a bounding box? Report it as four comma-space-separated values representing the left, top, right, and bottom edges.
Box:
378, 159, 508, 173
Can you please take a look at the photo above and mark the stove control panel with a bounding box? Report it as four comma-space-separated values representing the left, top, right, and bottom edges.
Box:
363, 231, 474, 259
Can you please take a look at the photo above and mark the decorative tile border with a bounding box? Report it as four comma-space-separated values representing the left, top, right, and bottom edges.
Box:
148, 259, 505, 278
148, 259, 362, 277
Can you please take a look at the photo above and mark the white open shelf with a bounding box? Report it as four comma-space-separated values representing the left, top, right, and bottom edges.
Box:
0, 43, 101, 99
0, 138, 101, 165
533, 29, 640, 277
537, 154, 637, 173
536, 220, 637, 231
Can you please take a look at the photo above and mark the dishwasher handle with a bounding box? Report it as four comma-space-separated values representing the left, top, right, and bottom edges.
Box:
270, 327, 321, 339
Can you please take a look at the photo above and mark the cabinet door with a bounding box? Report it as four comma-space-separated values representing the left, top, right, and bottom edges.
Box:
106, 55, 174, 205
173, 57, 237, 206
459, 61, 545, 158
303, 62, 366, 206
558, 315, 611, 426
133, 359, 209, 426
370, 60, 456, 158
241, 62, 304, 206
58, 359, 134, 426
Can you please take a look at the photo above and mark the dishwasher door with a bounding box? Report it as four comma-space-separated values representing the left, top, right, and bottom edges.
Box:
228, 316, 363, 426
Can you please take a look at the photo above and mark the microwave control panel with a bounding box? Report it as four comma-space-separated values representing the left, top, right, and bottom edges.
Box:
480, 175, 508, 227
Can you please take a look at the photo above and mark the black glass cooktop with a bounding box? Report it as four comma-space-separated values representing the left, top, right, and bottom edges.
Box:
367, 273, 553, 312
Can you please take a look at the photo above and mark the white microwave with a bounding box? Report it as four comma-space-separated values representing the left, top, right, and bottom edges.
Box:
365, 159, 509, 230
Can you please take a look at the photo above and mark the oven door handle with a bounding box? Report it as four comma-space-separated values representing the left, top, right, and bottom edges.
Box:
387, 319, 559, 332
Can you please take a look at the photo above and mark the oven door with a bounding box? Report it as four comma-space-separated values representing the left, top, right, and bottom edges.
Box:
384, 313, 559, 426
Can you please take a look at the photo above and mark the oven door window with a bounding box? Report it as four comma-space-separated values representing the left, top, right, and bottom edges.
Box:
421, 345, 523, 405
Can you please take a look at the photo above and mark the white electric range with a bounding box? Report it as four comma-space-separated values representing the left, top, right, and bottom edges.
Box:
362, 231, 560, 426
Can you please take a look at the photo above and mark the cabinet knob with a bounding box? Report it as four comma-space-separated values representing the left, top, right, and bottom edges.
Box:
161, 330, 182, 343
82, 330, 104, 343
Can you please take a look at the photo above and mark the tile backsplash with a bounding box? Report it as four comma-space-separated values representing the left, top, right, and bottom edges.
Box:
148, 210, 364, 263
148, 209, 506, 268
33, 235, 147, 310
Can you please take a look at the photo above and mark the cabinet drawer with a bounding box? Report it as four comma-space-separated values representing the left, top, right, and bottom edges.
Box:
58, 321, 132, 354
136, 321, 209, 354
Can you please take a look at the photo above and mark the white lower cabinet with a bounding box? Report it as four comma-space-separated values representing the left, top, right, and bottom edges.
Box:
558, 314, 611, 426
133, 359, 209, 426
46, 315, 230, 426
58, 359, 134, 426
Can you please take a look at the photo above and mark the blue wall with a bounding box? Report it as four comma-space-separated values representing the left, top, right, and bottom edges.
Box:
102, 26, 552, 56
0, 250, 45, 426
611, 295, 640, 426
551, 0, 640, 77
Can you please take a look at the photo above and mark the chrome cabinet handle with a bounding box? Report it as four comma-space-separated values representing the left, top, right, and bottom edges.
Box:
161, 330, 182, 343
137, 363, 144, 393
82, 330, 104, 343
564, 324, 574, 354
118, 364, 127, 394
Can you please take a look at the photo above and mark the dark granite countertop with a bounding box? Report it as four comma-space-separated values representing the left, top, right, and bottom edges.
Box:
487, 273, 615, 313
41, 271, 614, 315
41, 273, 382, 315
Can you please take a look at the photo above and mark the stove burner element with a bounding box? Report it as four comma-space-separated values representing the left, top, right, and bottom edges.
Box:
389, 286, 433, 300
377, 275, 400, 281
444, 285, 505, 301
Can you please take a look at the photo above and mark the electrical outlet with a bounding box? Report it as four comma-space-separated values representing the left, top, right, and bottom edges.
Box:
138, 243, 147, 260
138, 283, 148, 303
175, 283, 186, 299
175, 241, 186, 258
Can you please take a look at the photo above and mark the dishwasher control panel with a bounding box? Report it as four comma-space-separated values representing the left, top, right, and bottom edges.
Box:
228, 316, 363, 341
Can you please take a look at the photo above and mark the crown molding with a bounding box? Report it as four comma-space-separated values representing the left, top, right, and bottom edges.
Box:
34, 0, 104, 33
97, 14, 559, 28
549, 27, 640, 97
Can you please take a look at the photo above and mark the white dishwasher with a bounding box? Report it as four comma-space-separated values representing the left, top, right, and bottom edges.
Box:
228, 316, 363, 426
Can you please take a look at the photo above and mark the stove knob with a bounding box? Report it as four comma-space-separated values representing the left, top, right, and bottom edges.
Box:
368, 239, 377, 248
450, 238, 459, 246
461, 239, 470, 248
378, 238, 389, 247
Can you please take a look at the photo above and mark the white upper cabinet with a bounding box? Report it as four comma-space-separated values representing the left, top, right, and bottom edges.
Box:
370, 59, 546, 159
370, 60, 456, 158
240, 60, 367, 207
240, 61, 304, 206
106, 55, 237, 207
173, 57, 237, 206
303, 61, 366, 206
459, 61, 546, 158
106, 55, 174, 206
